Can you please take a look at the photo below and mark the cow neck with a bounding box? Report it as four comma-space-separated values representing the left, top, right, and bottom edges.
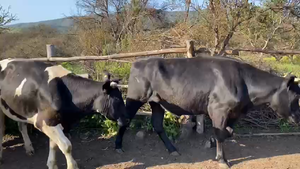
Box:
243, 67, 284, 106
61, 74, 103, 104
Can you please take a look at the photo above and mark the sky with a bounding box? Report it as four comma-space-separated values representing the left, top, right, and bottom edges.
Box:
2, 0, 78, 25
2, 0, 261, 25
2, 0, 172, 25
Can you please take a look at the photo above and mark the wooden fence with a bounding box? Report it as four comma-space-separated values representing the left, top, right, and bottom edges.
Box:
12, 40, 300, 137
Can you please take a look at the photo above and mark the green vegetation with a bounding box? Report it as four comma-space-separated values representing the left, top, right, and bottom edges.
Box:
163, 112, 180, 140
263, 57, 300, 77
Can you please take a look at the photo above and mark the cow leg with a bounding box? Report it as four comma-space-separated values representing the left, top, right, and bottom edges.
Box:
210, 112, 231, 168
213, 128, 231, 169
207, 119, 236, 149
18, 122, 35, 155
41, 123, 78, 169
115, 99, 144, 153
47, 139, 58, 169
0, 111, 4, 164
149, 102, 179, 155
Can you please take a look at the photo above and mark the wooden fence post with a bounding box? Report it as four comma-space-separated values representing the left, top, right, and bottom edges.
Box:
179, 40, 205, 139
46, 44, 55, 59
186, 40, 195, 58
196, 114, 205, 134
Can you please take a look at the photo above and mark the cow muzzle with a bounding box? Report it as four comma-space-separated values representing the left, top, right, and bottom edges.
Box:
288, 113, 300, 125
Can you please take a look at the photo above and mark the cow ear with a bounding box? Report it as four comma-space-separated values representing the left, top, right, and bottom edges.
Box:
102, 81, 119, 94
286, 75, 296, 89
103, 70, 111, 81
102, 81, 112, 94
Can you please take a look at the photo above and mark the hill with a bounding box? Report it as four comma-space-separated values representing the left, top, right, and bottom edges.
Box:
7, 17, 74, 33
6, 11, 198, 33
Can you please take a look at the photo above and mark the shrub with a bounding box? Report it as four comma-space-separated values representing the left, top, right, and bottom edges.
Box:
163, 112, 180, 140
94, 61, 131, 83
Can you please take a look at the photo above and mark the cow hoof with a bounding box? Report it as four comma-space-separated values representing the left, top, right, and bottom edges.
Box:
170, 151, 180, 156
26, 149, 35, 156
115, 148, 124, 154
25, 146, 35, 156
218, 160, 231, 169
205, 138, 216, 149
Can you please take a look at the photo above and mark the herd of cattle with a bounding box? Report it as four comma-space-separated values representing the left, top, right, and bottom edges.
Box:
0, 54, 300, 169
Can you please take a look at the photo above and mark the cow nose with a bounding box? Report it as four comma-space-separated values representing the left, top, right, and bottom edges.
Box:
289, 114, 299, 125
288, 116, 296, 124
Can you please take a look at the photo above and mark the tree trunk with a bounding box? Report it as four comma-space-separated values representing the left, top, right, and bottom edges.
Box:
219, 31, 234, 56
209, 0, 220, 56
184, 0, 191, 22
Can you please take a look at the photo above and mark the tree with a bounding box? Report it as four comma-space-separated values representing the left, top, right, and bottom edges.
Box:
75, 0, 159, 49
205, 0, 256, 55
239, 0, 300, 61
0, 5, 16, 34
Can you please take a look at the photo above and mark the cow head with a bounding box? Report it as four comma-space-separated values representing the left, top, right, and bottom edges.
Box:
270, 75, 300, 124
93, 72, 125, 121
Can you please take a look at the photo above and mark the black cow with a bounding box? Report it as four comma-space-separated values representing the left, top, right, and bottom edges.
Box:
115, 55, 300, 168
0, 59, 125, 169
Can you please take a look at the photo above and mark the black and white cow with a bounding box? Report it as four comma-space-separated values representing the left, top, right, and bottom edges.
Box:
115, 55, 300, 168
0, 59, 125, 169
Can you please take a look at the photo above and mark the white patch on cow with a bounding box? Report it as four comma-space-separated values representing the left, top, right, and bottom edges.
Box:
0, 58, 14, 72
0, 99, 38, 125
41, 122, 78, 169
15, 78, 27, 97
110, 81, 118, 88
26, 114, 38, 124
45, 65, 71, 84
0, 101, 28, 123
47, 140, 58, 169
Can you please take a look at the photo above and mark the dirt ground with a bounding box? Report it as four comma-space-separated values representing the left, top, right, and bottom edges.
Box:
2, 130, 300, 169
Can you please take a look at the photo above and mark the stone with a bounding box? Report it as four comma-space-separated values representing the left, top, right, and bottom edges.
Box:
136, 130, 146, 140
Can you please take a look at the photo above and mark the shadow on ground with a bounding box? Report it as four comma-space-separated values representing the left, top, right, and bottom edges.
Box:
2, 129, 300, 169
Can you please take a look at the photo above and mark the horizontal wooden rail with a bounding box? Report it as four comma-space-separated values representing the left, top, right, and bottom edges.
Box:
235, 48, 300, 55
118, 84, 129, 88
17, 48, 187, 62
137, 111, 152, 116
234, 132, 300, 137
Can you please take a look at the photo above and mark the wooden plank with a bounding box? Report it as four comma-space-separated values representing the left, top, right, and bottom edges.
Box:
46, 44, 55, 59
117, 84, 129, 88
136, 111, 152, 116
186, 40, 195, 58
234, 132, 300, 137
19, 48, 187, 62
196, 114, 205, 134
234, 48, 300, 55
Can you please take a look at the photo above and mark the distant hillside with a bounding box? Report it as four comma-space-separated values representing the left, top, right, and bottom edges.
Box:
6, 11, 198, 33
7, 17, 74, 33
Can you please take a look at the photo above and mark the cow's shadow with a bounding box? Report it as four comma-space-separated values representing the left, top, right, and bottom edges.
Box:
2, 129, 300, 169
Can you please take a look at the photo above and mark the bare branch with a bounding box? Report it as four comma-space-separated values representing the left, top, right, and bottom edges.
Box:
0, 5, 17, 33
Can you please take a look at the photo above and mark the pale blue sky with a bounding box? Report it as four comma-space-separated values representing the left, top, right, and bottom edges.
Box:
2, 0, 260, 25
2, 0, 78, 24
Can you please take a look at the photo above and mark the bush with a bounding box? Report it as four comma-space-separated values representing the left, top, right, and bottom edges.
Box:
61, 62, 87, 74
163, 112, 180, 140
94, 61, 131, 83
263, 57, 300, 77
